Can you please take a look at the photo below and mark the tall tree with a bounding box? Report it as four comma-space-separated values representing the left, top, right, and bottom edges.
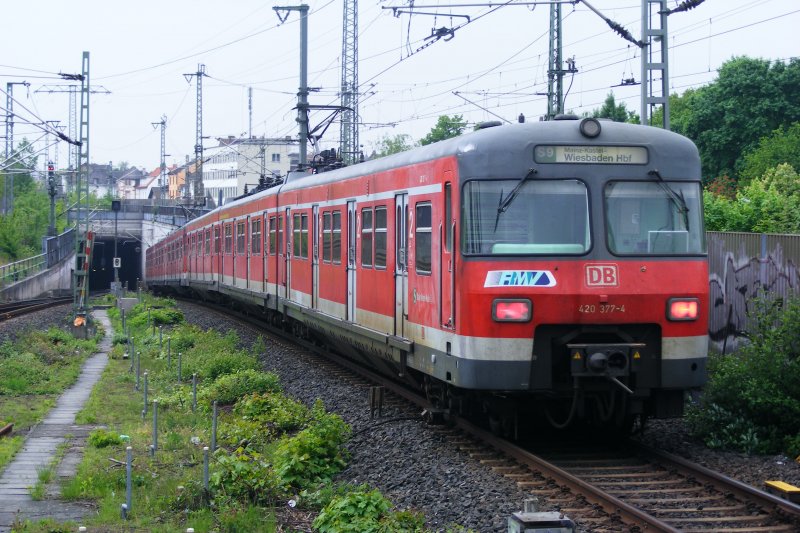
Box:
591, 92, 639, 123
419, 115, 467, 146
739, 122, 800, 184
679, 56, 800, 182
373, 133, 417, 157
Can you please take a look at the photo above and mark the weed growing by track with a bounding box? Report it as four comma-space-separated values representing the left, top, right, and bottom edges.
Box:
16, 294, 440, 532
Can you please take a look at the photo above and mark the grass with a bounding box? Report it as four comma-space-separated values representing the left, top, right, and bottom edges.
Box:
13, 295, 443, 533
0, 324, 98, 474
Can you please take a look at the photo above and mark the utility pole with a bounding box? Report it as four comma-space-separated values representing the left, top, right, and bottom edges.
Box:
274, 5, 310, 169
546, 3, 563, 119
47, 161, 57, 236
183, 65, 207, 203
152, 115, 167, 195
641, 0, 669, 128
340, 0, 359, 164
544, 4, 578, 120
248, 87, 253, 138
73, 51, 93, 335
35, 84, 110, 194
4, 81, 30, 215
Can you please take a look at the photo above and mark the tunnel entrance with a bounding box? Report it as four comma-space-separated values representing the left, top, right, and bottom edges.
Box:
89, 237, 142, 292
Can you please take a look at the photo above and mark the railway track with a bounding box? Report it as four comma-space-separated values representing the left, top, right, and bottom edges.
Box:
0, 296, 73, 322
187, 299, 800, 532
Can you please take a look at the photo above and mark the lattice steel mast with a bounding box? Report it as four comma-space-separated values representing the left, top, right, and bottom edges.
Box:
340, 0, 359, 164
641, 0, 669, 128
152, 115, 167, 194
183, 65, 206, 202
73, 52, 93, 329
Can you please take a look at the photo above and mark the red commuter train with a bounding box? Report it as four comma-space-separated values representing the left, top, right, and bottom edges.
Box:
146, 116, 708, 431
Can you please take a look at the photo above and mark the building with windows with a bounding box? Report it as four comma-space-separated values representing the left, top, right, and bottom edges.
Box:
202, 136, 298, 206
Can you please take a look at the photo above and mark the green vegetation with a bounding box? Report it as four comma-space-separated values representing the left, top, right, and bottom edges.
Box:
0, 322, 99, 473
703, 164, 800, 233
590, 92, 640, 124
419, 114, 467, 146
373, 133, 418, 157
0, 140, 70, 263
689, 295, 800, 456
8, 296, 445, 532
668, 56, 800, 183
313, 486, 426, 533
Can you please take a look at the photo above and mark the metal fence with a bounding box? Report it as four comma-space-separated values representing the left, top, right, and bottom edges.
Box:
0, 228, 75, 289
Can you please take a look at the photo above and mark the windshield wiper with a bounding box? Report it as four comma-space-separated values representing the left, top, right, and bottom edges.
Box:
494, 168, 537, 231
648, 169, 689, 231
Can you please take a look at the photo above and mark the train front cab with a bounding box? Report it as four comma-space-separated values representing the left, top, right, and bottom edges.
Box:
448, 119, 708, 426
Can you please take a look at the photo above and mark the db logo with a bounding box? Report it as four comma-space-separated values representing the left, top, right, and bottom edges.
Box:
585, 264, 619, 287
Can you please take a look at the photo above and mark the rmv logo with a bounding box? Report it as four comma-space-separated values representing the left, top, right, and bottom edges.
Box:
585, 264, 618, 287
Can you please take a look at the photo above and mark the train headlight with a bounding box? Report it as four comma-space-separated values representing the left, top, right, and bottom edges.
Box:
667, 298, 699, 321
492, 299, 532, 322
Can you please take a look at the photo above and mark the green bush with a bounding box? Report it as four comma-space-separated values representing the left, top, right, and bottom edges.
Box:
210, 448, 286, 505
88, 429, 123, 448
273, 400, 350, 489
688, 295, 800, 454
183, 350, 259, 381
313, 486, 426, 533
221, 392, 311, 449
200, 370, 281, 406
233, 392, 310, 433
150, 308, 184, 326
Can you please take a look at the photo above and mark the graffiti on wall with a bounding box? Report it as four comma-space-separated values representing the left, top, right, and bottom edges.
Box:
708, 234, 800, 353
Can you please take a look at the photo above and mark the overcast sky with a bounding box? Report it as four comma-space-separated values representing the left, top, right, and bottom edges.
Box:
1, 0, 798, 172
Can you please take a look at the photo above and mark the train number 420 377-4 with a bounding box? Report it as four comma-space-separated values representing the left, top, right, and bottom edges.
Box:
578, 304, 626, 313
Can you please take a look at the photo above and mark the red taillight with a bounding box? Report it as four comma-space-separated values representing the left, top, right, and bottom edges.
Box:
667, 298, 699, 321
493, 299, 532, 322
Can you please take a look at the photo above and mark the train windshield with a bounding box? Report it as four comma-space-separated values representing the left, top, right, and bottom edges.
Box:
605, 181, 706, 255
462, 179, 590, 255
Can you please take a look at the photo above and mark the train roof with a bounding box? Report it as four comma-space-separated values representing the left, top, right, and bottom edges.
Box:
175, 119, 700, 233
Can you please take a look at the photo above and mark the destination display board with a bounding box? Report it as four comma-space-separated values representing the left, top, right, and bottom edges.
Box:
534, 145, 648, 165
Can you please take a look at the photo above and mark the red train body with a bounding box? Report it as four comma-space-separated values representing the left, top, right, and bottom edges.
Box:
146, 117, 708, 429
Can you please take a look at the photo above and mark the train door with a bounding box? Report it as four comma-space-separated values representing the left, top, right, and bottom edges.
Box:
268, 211, 270, 292
312, 205, 319, 309
213, 225, 220, 285
346, 201, 356, 320
394, 194, 408, 336
440, 180, 455, 329
283, 208, 291, 302
245, 215, 251, 290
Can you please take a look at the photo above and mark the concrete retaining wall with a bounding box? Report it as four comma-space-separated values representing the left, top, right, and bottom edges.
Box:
0, 252, 74, 301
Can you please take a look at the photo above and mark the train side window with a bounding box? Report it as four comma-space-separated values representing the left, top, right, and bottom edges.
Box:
293, 214, 301, 258
279, 216, 285, 255
332, 210, 341, 265
214, 226, 220, 254
224, 224, 232, 255
361, 208, 373, 268
268, 217, 277, 255
205, 230, 211, 254
300, 214, 309, 259
375, 206, 387, 268
444, 183, 452, 252
293, 214, 309, 259
322, 212, 332, 263
251, 218, 262, 255
415, 203, 432, 275
236, 221, 246, 255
